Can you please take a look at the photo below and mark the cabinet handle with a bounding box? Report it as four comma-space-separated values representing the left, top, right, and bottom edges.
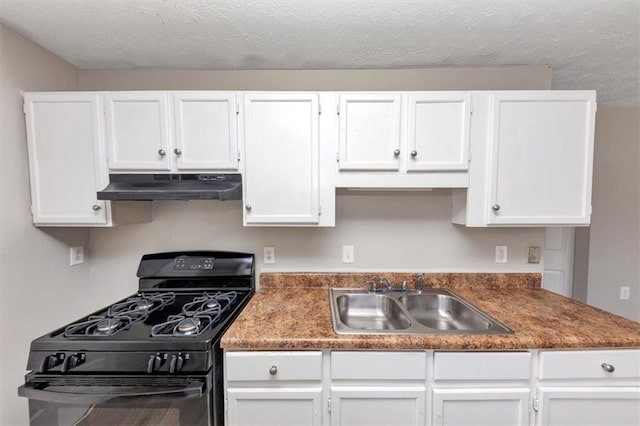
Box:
174, 148, 182, 156
269, 365, 278, 375
601, 362, 615, 373
92, 204, 102, 211
393, 149, 400, 157
411, 150, 418, 157
492, 204, 501, 212
245, 204, 252, 212
157, 149, 166, 156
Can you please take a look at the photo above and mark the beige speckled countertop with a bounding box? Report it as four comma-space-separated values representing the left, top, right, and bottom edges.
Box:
221, 273, 640, 350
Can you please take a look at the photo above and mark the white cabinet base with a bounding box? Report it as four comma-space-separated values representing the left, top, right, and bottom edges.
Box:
331, 386, 426, 426
537, 387, 640, 426
227, 387, 322, 426
433, 388, 530, 426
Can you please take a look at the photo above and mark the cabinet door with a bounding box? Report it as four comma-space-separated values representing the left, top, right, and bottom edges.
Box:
406, 93, 471, 171
242, 93, 320, 224
105, 92, 171, 171
433, 388, 529, 426
331, 386, 425, 425
24, 93, 108, 225
227, 388, 322, 426
338, 93, 401, 171
487, 92, 596, 225
537, 387, 640, 426
173, 92, 238, 170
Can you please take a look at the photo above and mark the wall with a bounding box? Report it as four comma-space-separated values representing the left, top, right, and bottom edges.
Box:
78, 66, 550, 303
0, 24, 85, 426
587, 105, 640, 321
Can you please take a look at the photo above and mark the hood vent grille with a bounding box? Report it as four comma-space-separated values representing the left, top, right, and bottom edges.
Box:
97, 174, 242, 201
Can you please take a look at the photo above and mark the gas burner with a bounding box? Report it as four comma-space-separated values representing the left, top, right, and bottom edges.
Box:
151, 291, 238, 337
176, 317, 202, 335
64, 315, 134, 337
109, 292, 175, 317
95, 318, 122, 333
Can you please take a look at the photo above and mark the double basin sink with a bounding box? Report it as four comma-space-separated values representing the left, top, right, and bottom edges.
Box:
330, 288, 513, 335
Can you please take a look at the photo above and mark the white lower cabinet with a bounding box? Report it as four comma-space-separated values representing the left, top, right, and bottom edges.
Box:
225, 349, 640, 426
536, 387, 640, 426
536, 349, 640, 426
432, 352, 531, 426
225, 351, 324, 426
227, 387, 322, 426
331, 387, 425, 426
433, 388, 530, 426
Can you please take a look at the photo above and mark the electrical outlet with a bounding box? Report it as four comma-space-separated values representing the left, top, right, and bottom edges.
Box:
70, 246, 84, 266
620, 286, 630, 300
263, 246, 275, 264
495, 246, 508, 264
528, 246, 541, 264
342, 245, 354, 263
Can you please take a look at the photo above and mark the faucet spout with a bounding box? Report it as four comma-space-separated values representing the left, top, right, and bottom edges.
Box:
379, 277, 393, 291
416, 273, 424, 294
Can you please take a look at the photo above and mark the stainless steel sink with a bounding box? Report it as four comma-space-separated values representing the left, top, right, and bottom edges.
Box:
335, 293, 411, 331
330, 288, 513, 335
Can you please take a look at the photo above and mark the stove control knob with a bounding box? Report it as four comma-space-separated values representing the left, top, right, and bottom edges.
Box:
147, 354, 164, 373
61, 353, 85, 373
170, 354, 186, 374
39, 353, 65, 373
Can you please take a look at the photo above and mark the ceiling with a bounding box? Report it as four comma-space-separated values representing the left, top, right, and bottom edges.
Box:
1, 0, 638, 104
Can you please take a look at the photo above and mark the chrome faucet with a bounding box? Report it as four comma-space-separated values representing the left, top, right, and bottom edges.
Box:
379, 277, 393, 291
416, 273, 424, 294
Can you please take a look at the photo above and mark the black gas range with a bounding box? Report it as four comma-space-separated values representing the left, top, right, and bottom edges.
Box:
19, 251, 254, 426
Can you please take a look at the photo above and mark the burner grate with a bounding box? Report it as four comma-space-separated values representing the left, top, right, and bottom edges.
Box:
63, 292, 175, 337
151, 291, 237, 337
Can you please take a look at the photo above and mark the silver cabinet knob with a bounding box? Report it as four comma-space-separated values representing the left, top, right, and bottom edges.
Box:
393, 149, 401, 157
92, 204, 101, 211
492, 204, 501, 211
411, 150, 418, 157
601, 362, 615, 373
245, 204, 252, 212
157, 149, 166, 156
174, 148, 182, 156
269, 365, 278, 375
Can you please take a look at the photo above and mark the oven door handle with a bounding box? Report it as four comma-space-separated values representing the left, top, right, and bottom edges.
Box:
18, 382, 205, 404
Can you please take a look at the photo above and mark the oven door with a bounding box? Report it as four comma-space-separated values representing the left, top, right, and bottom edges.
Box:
18, 374, 213, 426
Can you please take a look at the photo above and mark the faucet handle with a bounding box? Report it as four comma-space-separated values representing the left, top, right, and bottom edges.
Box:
401, 280, 408, 291
416, 273, 424, 293
369, 281, 380, 293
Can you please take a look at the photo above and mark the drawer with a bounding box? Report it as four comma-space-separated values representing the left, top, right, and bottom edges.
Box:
434, 352, 531, 381
226, 351, 322, 382
539, 349, 640, 380
331, 351, 426, 380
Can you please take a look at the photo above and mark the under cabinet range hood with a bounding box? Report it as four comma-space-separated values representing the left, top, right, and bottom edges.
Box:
97, 173, 242, 201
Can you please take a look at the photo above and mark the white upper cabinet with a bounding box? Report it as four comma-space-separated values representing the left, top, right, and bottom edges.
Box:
24, 93, 109, 225
105, 92, 171, 171
173, 92, 238, 170
105, 91, 239, 172
335, 92, 470, 188
242, 93, 320, 225
452, 91, 596, 227
406, 93, 471, 171
338, 93, 402, 171
487, 92, 595, 225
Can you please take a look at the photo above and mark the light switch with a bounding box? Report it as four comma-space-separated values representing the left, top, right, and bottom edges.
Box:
343, 245, 354, 263
495, 246, 508, 264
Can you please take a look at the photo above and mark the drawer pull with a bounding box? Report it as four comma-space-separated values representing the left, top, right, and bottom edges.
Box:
601, 362, 615, 373
269, 365, 278, 375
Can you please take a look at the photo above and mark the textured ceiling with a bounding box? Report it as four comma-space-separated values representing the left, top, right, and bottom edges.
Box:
1, 0, 638, 104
